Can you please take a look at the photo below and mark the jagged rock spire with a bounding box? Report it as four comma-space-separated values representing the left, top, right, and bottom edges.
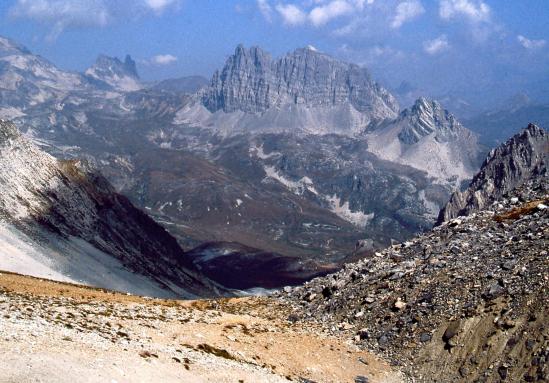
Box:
437, 123, 548, 224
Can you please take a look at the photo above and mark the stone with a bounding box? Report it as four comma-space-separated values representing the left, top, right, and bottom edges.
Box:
498, 366, 508, 380
443, 321, 460, 343
483, 282, 505, 300
357, 328, 369, 340
305, 293, 317, 302
419, 333, 431, 343
394, 298, 406, 310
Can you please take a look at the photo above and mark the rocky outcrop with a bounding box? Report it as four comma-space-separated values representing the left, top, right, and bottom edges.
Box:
366, 97, 482, 184
397, 97, 470, 144
201, 45, 399, 123
281, 177, 548, 382
437, 124, 548, 224
0, 120, 221, 298
85, 54, 141, 91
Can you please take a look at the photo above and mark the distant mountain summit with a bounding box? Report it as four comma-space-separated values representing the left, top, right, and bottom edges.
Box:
437, 123, 548, 224
0, 36, 87, 115
85, 54, 141, 91
367, 97, 481, 183
203, 44, 398, 116
191, 45, 398, 135
397, 97, 466, 144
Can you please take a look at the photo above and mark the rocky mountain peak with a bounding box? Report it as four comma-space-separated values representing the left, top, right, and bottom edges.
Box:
85, 54, 141, 91
123, 54, 138, 78
437, 123, 548, 224
201, 44, 399, 122
397, 97, 462, 144
366, 97, 481, 184
234, 44, 270, 61
89, 54, 139, 79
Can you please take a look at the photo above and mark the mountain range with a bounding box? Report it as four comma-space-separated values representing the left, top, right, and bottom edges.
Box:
0, 35, 519, 290
0, 30, 547, 383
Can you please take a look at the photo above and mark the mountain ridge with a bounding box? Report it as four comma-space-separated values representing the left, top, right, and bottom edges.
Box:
0, 120, 222, 298
437, 123, 548, 224
194, 44, 399, 135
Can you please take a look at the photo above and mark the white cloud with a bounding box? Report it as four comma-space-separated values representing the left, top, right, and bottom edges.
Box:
9, 0, 180, 41
150, 54, 177, 65
309, 0, 354, 26
391, 0, 425, 29
144, 0, 179, 13
423, 35, 450, 55
275, 3, 307, 26
10, 0, 111, 41
517, 35, 546, 50
439, 0, 490, 23
257, 0, 273, 22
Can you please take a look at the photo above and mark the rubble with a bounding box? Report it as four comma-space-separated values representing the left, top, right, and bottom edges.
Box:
280, 179, 548, 382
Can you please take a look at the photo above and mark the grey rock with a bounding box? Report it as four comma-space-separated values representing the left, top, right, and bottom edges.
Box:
202, 45, 399, 121
437, 124, 548, 224
442, 321, 460, 343
419, 333, 432, 343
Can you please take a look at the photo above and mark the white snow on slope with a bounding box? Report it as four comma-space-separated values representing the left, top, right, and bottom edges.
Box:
326, 195, 374, 228
249, 143, 281, 159
366, 122, 472, 185
263, 166, 318, 195
0, 221, 177, 298
262, 165, 375, 228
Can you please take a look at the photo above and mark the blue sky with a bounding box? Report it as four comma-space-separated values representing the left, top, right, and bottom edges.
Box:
0, 0, 548, 105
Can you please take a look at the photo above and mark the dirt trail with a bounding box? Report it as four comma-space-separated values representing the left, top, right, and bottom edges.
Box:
0, 271, 402, 383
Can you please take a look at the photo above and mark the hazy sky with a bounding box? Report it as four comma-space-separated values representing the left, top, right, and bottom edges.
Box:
0, 0, 548, 104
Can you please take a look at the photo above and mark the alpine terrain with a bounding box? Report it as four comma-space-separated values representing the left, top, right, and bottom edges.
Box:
281, 125, 548, 382
0, 38, 486, 288
0, 8, 547, 383
0, 120, 222, 298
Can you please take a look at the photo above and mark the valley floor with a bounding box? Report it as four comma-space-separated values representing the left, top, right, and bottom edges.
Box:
0, 271, 402, 383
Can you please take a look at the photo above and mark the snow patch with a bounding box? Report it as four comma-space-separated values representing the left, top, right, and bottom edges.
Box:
249, 143, 281, 159
0, 221, 179, 298
263, 166, 318, 195
326, 194, 374, 228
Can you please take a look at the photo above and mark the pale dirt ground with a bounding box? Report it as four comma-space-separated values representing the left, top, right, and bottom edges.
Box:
0, 271, 403, 383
